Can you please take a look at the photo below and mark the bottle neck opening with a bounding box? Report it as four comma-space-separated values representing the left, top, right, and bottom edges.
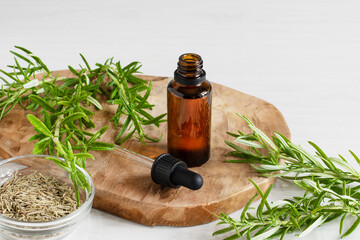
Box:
174, 53, 206, 86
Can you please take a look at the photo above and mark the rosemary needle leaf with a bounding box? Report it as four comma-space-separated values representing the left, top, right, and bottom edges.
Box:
256, 183, 273, 220
10, 51, 33, 64
87, 96, 102, 110
234, 138, 264, 148
136, 80, 152, 109
241, 193, 259, 221
340, 214, 347, 234
28, 95, 56, 112
350, 150, 360, 166
141, 113, 167, 125
73, 153, 95, 160
252, 226, 281, 240
14, 45, 32, 54
116, 116, 131, 141
88, 142, 115, 151
28, 133, 44, 142
33, 137, 51, 154
79, 53, 92, 72
144, 133, 163, 142
0, 69, 18, 82
298, 215, 327, 237
27, 114, 53, 138
212, 226, 234, 236
116, 129, 136, 145
341, 217, 360, 238
68, 65, 81, 77
61, 112, 88, 125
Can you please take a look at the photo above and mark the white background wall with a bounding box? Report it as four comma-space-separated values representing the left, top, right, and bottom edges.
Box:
1, 1, 360, 239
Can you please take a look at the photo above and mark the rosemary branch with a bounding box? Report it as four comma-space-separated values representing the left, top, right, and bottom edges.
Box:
214, 114, 360, 239
0, 46, 166, 205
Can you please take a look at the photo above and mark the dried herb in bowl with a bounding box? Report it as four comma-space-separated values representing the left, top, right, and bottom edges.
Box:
0, 155, 95, 239
0, 172, 78, 222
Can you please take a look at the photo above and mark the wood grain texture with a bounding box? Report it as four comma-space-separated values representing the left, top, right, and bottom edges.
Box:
0, 70, 290, 226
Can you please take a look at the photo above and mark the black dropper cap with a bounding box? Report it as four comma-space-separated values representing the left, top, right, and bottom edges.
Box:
151, 153, 203, 190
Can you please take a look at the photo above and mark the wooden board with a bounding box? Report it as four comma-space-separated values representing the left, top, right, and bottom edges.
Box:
0, 70, 290, 226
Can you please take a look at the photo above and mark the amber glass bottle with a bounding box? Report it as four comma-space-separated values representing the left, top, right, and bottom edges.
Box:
167, 53, 212, 167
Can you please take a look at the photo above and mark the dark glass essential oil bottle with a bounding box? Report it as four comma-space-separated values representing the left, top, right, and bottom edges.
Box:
167, 53, 212, 167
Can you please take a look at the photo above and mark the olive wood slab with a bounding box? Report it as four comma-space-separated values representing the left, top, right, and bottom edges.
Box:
0, 70, 290, 226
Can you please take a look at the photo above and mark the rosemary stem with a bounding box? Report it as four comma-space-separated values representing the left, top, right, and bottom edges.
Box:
52, 108, 67, 157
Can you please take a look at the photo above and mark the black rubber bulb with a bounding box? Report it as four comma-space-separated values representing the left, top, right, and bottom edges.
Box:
151, 153, 203, 190
170, 165, 203, 190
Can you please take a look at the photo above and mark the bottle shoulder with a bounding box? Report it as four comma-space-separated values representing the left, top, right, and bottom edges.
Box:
167, 79, 212, 99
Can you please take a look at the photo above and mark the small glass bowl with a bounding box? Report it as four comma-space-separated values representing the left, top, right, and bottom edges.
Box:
0, 155, 95, 240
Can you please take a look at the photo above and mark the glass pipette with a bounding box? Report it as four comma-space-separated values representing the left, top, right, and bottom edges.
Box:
115, 146, 203, 190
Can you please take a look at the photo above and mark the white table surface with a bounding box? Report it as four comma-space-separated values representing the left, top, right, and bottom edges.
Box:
1, 0, 360, 239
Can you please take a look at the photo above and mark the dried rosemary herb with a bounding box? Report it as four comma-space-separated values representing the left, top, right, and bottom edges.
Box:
0, 172, 78, 222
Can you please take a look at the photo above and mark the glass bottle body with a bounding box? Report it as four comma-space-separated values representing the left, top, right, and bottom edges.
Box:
167, 79, 212, 167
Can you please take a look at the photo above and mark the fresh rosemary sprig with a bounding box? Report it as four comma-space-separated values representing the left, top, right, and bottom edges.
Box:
65, 55, 167, 143
100, 59, 167, 144
0, 46, 166, 205
214, 114, 360, 239
0, 46, 166, 144
0, 46, 53, 119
